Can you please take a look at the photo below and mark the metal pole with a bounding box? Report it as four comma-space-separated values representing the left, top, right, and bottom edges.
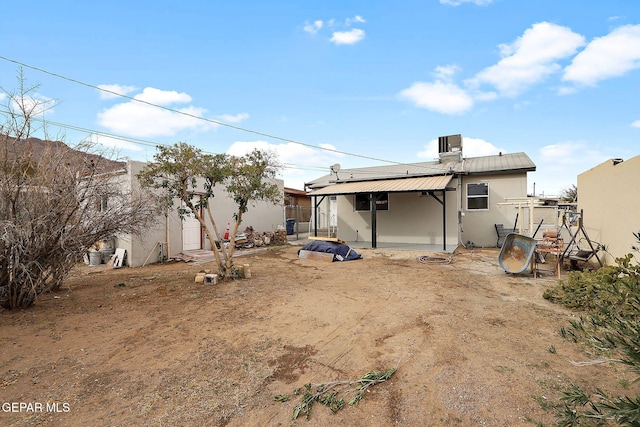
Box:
295, 205, 299, 240
313, 196, 318, 237
371, 193, 377, 248
442, 190, 447, 251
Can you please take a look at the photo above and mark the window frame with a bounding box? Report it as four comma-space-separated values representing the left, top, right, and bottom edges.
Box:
466, 182, 489, 211
355, 193, 389, 211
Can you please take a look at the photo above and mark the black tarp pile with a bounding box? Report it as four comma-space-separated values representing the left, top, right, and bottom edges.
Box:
297, 240, 362, 262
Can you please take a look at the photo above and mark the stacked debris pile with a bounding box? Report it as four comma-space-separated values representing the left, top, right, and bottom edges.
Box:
233, 227, 287, 249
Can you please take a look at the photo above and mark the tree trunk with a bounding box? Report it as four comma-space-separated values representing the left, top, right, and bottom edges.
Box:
186, 200, 225, 274
225, 209, 245, 275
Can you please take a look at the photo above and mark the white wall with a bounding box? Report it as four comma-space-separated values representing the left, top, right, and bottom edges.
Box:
336, 190, 458, 247
117, 161, 285, 267
459, 173, 530, 247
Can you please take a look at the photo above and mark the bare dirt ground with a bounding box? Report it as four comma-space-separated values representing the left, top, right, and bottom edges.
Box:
0, 245, 630, 426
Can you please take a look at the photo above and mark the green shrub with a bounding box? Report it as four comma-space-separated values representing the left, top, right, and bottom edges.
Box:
542, 236, 640, 426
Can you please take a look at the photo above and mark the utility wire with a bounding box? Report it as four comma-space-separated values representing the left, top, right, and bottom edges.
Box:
0, 55, 448, 175
0, 108, 353, 175
0, 55, 401, 165
7, 108, 444, 179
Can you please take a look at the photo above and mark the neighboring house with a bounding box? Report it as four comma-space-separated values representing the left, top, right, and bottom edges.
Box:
577, 155, 640, 264
284, 187, 312, 223
305, 135, 536, 250
113, 160, 285, 267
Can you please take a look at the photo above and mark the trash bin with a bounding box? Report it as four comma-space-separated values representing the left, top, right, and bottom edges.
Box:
286, 219, 295, 235
88, 250, 102, 266
101, 247, 115, 263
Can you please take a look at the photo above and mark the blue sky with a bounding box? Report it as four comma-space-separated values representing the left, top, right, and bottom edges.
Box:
1, 0, 639, 196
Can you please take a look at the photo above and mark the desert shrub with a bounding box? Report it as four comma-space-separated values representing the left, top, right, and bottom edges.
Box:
542, 237, 640, 426
543, 255, 640, 317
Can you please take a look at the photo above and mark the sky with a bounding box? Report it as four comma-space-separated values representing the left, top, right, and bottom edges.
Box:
1, 0, 639, 196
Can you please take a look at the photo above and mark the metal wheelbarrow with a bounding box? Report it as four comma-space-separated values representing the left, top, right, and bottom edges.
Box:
498, 233, 536, 274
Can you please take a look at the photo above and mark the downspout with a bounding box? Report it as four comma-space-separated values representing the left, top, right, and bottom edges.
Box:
458, 158, 466, 249
458, 174, 464, 248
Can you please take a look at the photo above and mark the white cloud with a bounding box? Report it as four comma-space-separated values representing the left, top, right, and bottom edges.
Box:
468, 22, 585, 96
417, 137, 502, 159
439, 0, 494, 5
563, 24, 640, 86
399, 81, 473, 114
303, 20, 323, 35
330, 28, 365, 45
216, 113, 249, 123
305, 15, 367, 45
226, 140, 344, 190
434, 64, 460, 80
97, 84, 137, 100
539, 141, 589, 162
345, 15, 366, 26
632, 120, 640, 128
473, 90, 498, 101
0, 93, 6, 101
531, 141, 611, 196
134, 87, 192, 105
400, 22, 587, 114
88, 133, 143, 152
97, 87, 215, 137
556, 86, 578, 96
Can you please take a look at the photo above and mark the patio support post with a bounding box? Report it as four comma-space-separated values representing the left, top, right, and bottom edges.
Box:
442, 190, 447, 251
313, 195, 327, 237
370, 193, 377, 248
313, 195, 318, 237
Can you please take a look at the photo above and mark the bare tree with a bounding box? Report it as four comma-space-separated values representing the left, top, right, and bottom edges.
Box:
0, 71, 155, 309
561, 184, 578, 203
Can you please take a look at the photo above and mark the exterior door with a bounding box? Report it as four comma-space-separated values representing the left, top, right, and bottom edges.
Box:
182, 196, 202, 251
329, 196, 338, 227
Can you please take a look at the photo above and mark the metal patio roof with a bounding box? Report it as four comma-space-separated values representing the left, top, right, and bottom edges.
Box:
308, 174, 453, 196
305, 152, 536, 190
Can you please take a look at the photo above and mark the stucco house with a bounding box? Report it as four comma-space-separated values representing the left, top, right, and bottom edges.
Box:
577, 154, 640, 264
110, 160, 285, 267
305, 135, 536, 250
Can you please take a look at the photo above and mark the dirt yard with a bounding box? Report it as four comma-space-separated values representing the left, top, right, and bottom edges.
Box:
0, 245, 630, 426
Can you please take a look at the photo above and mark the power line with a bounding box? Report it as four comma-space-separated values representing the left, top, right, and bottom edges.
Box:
0, 55, 449, 175
0, 55, 401, 164
0, 107, 347, 175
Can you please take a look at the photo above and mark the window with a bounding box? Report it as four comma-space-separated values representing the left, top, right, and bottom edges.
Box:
355, 193, 388, 211
467, 183, 488, 210
96, 196, 108, 212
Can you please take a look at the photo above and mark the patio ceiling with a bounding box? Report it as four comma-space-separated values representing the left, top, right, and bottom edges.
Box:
307, 174, 453, 196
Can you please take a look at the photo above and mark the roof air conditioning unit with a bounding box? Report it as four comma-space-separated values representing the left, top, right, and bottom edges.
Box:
438, 134, 462, 153
438, 134, 463, 164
